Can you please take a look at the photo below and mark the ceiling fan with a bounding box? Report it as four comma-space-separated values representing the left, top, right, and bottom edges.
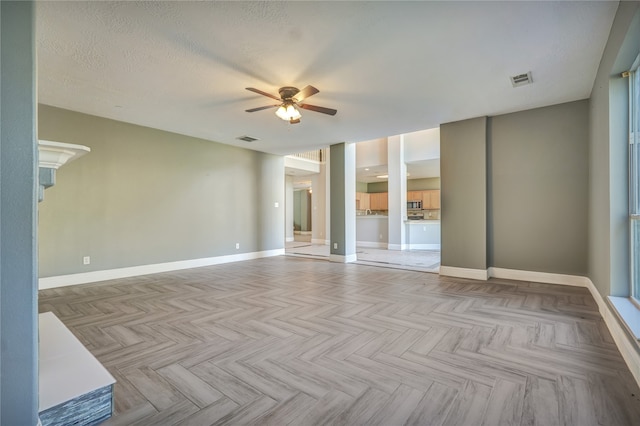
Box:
245, 85, 337, 124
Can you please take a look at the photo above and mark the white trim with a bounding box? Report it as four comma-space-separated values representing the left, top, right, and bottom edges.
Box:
356, 241, 387, 249
329, 253, 358, 263
311, 238, 329, 245
38, 249, 285, 289
38, 140, 90, 169
286, 237, 295, 242
488, 267, 588, 287
583, 282, 640, 388
407, 243, 441, 250
439, 266, 489, 281
608, 296, 640, 339
387, 243, 407, 251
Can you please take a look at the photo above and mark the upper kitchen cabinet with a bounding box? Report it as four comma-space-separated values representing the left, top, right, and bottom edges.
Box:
422, 190, 441, 209
356, 192, 371, 210
407, 191, 422, 202
370, 192, 388, 211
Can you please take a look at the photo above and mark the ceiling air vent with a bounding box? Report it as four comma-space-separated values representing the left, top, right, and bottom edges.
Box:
510, 71, 533, 88
236, 135, 259, 143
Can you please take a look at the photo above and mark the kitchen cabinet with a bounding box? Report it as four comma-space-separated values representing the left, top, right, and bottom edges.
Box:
407, 191, 422, 202
356, 192, 370, 210
422, 190, 441, 209
370, 192, 388, 211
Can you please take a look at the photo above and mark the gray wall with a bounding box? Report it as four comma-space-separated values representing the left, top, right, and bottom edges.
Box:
330, 142, 357, 258
489, 101, 589, 275
330, 144, 347, 255
38, 105, 284, 277
440, 117, 488, 270
407, 177, 440, 191
311, 163, 328, 242
441, 102, 590, 275
367, 181, 388, 193
589, 2, 640, 297
0, 1, 39, 423
363, 177, 440, 194
293, 191, 302, 231
293, 189, 311, 232
285, 176, 294, 240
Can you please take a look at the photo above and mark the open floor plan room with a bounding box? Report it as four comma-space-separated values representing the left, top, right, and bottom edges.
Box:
39, 257, 640, 425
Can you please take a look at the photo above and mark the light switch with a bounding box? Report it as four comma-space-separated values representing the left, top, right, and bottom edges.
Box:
274, 202, 279, 208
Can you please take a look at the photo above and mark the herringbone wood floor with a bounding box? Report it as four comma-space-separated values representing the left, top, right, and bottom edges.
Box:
39, 256, 640, 425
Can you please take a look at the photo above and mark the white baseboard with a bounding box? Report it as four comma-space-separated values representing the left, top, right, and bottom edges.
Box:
356, 241, 387, 249
286, 237, 295, 242
329, 253, 358, 263
439, 266, 489, 280
584, 281, 640, 388
489, 267, 588, 287
311, 239, 329, 245
387, 243, 407, 251
407, 243, 441, 250
38, 249, 285, 290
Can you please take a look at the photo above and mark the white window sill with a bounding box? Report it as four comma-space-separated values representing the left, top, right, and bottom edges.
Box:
608, 296, 640, 340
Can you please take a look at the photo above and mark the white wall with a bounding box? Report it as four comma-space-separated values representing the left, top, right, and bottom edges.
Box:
404, 127, 440, 162
356, 127, 440, 170
356, 138, 387, 168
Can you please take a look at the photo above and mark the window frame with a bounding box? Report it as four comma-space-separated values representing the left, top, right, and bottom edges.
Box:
629, 54, 640, 307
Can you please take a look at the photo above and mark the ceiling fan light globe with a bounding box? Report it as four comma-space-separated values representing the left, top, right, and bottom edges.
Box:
287, 105, 302, 120
275, 105, 289, 120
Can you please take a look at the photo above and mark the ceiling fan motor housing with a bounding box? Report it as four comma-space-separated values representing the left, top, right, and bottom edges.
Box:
278, 86, 300, 102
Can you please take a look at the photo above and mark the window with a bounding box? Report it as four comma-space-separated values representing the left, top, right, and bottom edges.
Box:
629, 56, 640, 303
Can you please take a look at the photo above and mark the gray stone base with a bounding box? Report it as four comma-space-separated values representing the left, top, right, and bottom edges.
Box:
39, 384, 113, 426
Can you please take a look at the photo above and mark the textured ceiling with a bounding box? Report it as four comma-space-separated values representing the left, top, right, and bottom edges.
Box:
36, 1, 617, 156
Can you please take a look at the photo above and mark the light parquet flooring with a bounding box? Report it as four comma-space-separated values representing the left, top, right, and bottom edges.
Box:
38, 256, 640, 425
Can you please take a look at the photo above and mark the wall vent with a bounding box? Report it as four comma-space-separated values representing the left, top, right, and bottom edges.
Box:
510, 71, 533, 87
236, 135, 259, 142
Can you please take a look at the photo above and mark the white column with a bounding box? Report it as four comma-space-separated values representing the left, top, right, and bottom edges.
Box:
388, 135, 407, 250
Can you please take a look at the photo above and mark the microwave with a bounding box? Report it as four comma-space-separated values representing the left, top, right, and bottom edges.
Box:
407, 200, 422, 210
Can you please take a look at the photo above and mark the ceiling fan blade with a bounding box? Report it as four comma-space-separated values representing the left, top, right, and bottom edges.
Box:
294, 85, 319, 102
299, 103, 337, 116
245, 104, 279, 113
245, 87, 281, 101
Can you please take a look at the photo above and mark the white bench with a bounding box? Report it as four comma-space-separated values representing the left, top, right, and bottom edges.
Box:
39, 312, 116, 426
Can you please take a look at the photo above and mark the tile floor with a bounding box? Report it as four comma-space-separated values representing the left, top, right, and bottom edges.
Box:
285, 239, 440, 274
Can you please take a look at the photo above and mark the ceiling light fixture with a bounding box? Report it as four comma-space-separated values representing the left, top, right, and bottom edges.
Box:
376, 174, 389, 179
275, 102, 302, 122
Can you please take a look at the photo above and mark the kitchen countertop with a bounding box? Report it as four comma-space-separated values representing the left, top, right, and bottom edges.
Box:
357, 215, 388, 218
405, 219, 440, 223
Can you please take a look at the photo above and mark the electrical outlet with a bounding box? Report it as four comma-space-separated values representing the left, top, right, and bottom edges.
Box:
83, 256, 90, 265
379, 234, 383, 240
235, 243, 240, 249
274, 202, 279, 208
333, 243, 338, 249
